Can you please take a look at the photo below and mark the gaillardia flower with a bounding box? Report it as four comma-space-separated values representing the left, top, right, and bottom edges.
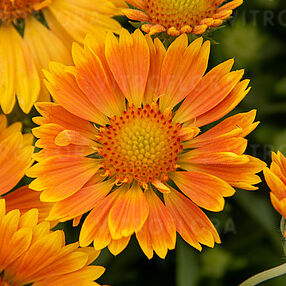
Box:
0, 199, 105, 286
0, 0, 126, 114
264, 152, 286, 219
123, 0, 243, 36
27, 29, 265, 259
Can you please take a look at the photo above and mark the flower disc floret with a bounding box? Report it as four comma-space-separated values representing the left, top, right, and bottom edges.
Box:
98, 104, 182, 186
0, 0, 50, 24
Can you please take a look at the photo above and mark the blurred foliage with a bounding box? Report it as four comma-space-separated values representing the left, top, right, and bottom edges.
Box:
7, 0, 286, 285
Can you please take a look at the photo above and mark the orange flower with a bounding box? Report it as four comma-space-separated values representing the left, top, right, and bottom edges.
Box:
0, 199, 105, 286
0, 0, 126, 113
27, 29, 265, 259
123, 0, 243, 36
264, 152, 286, 219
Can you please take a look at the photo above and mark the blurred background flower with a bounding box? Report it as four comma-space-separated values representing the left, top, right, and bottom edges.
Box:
0, 0, 126, 114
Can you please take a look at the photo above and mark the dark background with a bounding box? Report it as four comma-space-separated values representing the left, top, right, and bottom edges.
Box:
8, 0, 286, 285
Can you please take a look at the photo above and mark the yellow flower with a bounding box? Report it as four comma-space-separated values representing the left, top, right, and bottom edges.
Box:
0, 0, 126, 114
0, 199, 105, 286
123, 0, 243, 36
27, 29, 265, 259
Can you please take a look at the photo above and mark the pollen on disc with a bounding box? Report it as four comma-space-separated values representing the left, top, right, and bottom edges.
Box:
97, 103, 183, 186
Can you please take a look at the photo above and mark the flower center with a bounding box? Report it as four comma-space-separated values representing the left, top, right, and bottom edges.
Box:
145, 0, 218, 29
98, 104, 182, 187
0, 0, 50, 24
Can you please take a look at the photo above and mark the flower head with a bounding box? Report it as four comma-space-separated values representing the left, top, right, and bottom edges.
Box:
0, 199, 104, 286
27, 29, 265, 259
0, 0, 126, 113
123, 0, 243, 36
264, 152, 286, 219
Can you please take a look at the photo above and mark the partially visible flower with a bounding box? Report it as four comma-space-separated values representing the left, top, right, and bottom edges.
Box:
0, 199, 104, 286
0, 0, 126, 113
0, 115, 34, 196
0, 115, 52, 223
123, 0, 243, 36
27, 29, 265, 259
264, 151, 286, 219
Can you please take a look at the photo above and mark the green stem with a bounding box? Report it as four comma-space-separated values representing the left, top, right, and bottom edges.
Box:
240, 263, 286, 286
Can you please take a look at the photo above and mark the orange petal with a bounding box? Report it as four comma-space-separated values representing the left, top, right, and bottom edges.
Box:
174, 65, 244, 123
72, 41, 125, 117
32, 123, 94, 160
43, 63, 108, 125
108, 236, 131, 256
170, 171, 235, 211
194, 79, 250, 127
79, 189, 122, 249
48, 179, 114, 222
105, 29, 150, 107
165, 189, 220, 249
270, 193, 286, 219
264, 167, 286, 200
27, 156, 101, 202
108, 182, 149, 239
136, 189, 176, 259
183, 137, 247, 155
159, 37, 209, 111
183, 155, 265, 190
190, 110, 258, 147
144, 36, 166, 104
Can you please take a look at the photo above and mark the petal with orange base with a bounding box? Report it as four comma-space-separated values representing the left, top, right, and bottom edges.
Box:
183, 156, 265, 190
34, 103, 98, 139
183, 137, 247, 156
79, 189, 122, 249
194, 79, 251, 127
174, 63, 244, 123
170, 171, 235, 212
108, 182, 149, 240
48, 179, 115, 222
136, 189, 176, 259
105, 29, 150, 107
43, 64, 108, 126
159, 37, 210, 111
27, 156, 101, 202
189, 111, 258, 147
72, 42, 125, 117
165, 189, 220, 250
143, 36, 166, 105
